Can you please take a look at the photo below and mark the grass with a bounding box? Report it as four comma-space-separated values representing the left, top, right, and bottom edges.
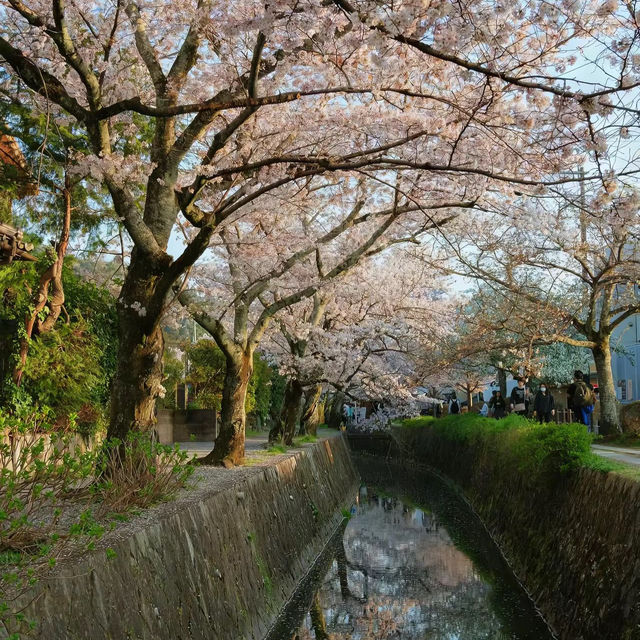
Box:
292, 434, 317, 446
264, 443, 287, 455
597, 434, 640, 448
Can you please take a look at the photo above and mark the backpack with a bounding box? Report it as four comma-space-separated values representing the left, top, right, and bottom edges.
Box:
450, 399, 460, 414
573, 381, 595, 408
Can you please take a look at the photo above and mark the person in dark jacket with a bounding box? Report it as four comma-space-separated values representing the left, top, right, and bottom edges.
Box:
567, 370, 595, 427
492, 390, 506, 419
533, 384, 555, 423
509, 377, 529, 416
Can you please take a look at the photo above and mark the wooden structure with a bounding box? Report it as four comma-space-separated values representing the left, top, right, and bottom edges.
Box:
0, 132, 36, 264
0, 222, 35, 264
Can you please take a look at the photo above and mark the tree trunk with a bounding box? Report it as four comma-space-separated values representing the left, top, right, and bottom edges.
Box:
593, 338, 620, 435
327, 391, 345, 430
497, 367, 507, 398
282, 378, 304, 446
301, 384, 323, 436
268, 416, 283, 444
14, 181, 71, 385
108, 278, 165, 442
200, 350, 252, 467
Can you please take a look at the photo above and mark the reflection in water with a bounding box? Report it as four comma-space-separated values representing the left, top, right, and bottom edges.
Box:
267, 457, 555, 640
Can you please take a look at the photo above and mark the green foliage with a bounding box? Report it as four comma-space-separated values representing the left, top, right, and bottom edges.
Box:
268, 365, 287, 419
293, 434, 317, 446
21, 321, 104, 419
0, 259, 118, 435
265, 443, 287, 455
0, 406, 95, 553
341, 507, 352, 521
181, 341, 285, 421
249, 354, 273, 421
400, 413, 596, 477
160, 350, 184, 410
184, 339, 225, 410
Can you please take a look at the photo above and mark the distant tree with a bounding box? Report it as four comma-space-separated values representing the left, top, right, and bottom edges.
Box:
443, 189, 640, 433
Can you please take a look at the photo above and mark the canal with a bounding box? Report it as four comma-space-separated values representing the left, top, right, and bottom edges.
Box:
266, 455, 555, 640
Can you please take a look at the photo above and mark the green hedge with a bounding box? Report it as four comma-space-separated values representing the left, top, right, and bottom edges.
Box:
399, 414, 619, 477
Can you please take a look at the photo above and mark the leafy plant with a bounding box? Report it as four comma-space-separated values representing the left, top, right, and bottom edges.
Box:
93, 432, 195, 513
0, 406, 94, 553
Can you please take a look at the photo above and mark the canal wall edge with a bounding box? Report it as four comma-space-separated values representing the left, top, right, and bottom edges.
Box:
9, 436, 358, 640
347, 430, 640, 640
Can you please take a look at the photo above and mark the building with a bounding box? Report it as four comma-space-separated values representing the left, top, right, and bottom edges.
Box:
611, 313, 640, 404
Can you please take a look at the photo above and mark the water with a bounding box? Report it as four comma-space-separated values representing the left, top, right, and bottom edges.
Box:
266, 456, 555, 640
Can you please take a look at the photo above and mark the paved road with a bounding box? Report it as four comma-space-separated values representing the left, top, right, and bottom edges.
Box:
592, 444, 640, 467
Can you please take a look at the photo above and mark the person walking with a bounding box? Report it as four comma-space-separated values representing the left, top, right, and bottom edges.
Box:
449, 396, 460, 415
533, 384, 555, 423
510, 377, 529, 416
567, 370, 595, 429
488, 390, 498, 417
493, 391, 507, 419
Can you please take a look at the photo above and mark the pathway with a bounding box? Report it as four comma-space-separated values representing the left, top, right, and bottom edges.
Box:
592, 444, 640, 467
178, 427, 340, 459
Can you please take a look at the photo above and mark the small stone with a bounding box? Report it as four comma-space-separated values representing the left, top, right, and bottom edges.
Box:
214, 568, 222, 579
289, 495, 294, 500
153, 606, 160, 618
236, 491, 245, 501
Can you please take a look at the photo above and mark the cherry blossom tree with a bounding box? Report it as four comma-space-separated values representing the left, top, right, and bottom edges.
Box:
267, 249, 455, 433
177, 176, 462, 463
0, 0, 629, 450
439, 186, 640, 433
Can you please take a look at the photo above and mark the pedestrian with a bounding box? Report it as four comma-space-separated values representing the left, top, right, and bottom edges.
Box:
493, 391, 506, 419
567, 370, 595, 429
510, 377, 529, 416
533, 383, 555, 423
488, 390, 498, 417
449, 396, 460, 415
479, 401, 489, 417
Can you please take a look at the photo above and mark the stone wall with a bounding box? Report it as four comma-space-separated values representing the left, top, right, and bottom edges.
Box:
348, 429, 640, 640
156, 409, 217, 444
9, 437, 358, 640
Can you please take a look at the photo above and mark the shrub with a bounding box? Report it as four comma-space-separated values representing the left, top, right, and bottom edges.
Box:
93, 432, 195, 513
399, 413, 595, 478
0, 406, 95, 553
621, 402, 640, 436
1, 411, 195, 637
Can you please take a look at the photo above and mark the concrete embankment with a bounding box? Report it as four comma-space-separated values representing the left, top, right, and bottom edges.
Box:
348, 429, 640, 640
9, 437, 358, 640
